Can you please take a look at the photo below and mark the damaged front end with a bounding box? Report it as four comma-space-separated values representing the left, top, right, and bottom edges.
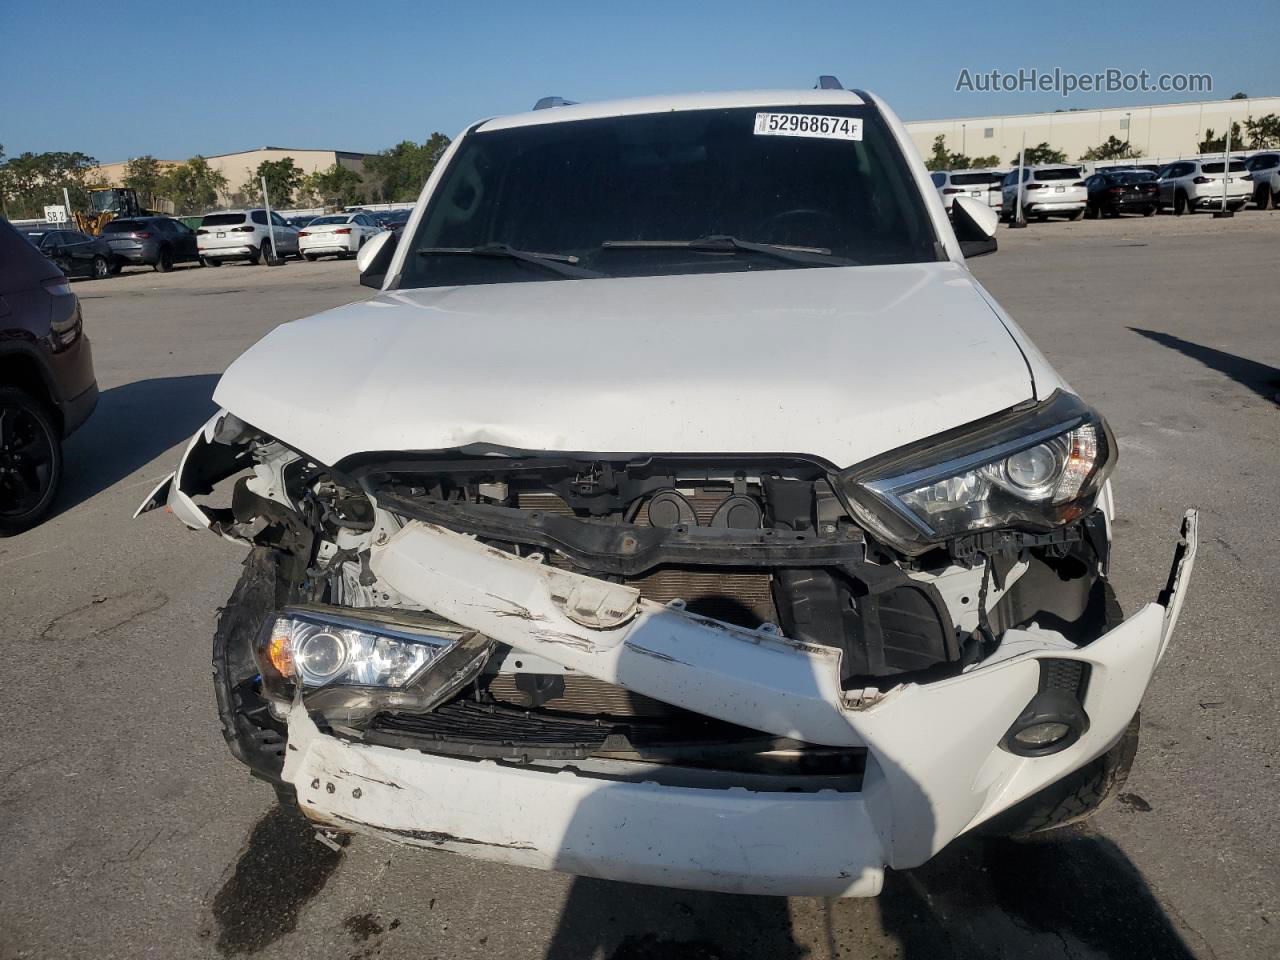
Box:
140, 401, 1198, 897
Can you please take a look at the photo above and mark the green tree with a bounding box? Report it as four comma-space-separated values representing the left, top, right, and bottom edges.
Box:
1010, 142, 1068, 165
123, 155, 166, 207
364, 133, 451, 201
1244, 114, 1280, 149
0, 150, 100, 219
158, 156, 228, 213
1079, 136, 1138, 162
1198, 122, 1243, 153
242, 157, 304, 206
300, 163, 365, 207
924, 135, 1000, 172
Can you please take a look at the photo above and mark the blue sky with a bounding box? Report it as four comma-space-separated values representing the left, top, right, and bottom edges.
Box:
2, 0, 1275, 163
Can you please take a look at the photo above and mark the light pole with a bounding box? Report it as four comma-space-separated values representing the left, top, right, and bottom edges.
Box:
961, 123, 967, 158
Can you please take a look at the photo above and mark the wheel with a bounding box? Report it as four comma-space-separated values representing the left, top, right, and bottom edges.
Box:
249, 243, 264, 265
108, 259, 123, 275
154, 247, 174, 272
0, 387, 63, 536
1034, 213, 1048, 222
1174, 190, 1188, 215
200, 256, 220, 267
1142, 205, 1156, 217
303, 252, 317, 261
1085, 202, 1099, 220
91, 255, 110, 280
1069, 208, 1085, 221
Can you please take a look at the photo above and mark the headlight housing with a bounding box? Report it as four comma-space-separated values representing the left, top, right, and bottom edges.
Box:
838, 392, 1115, 555
255, 606, 492, 713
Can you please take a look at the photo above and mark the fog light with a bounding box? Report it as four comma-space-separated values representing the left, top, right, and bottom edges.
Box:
1012, 721, 1072, 749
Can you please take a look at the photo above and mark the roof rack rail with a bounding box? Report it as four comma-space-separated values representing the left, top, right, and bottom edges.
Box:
814, 75, 843, 90
533, 96, 578, 110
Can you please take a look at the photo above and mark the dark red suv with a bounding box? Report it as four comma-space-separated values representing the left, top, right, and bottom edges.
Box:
1, 217, 98, 534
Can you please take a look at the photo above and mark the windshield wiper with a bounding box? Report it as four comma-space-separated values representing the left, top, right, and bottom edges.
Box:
416, 243, 603, 279
600, 235, 857, 267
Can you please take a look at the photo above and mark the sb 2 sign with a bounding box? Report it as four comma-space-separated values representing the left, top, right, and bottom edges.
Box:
44, 205, 69, 224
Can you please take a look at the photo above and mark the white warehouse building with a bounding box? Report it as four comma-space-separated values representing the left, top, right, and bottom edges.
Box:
903, 95, 1280, 165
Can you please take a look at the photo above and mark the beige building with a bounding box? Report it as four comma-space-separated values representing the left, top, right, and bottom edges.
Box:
91, 147, 370, 206
904, 95, 1280, 166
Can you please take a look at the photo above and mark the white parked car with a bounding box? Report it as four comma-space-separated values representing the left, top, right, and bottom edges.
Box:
1244, 152, 1280, 209
1155, 158, 1252, 214
930, 168, 1007, 212
139, 83, 1197, 899
298, 212, 385, 260
1000, 165, 1088, 221
197, 209, 300, 265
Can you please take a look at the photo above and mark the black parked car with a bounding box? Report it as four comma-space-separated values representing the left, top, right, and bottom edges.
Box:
26, 229, 117, 280
1084, 169, 1159, 218
100, 216, 201, 272
0, 219, 98, 534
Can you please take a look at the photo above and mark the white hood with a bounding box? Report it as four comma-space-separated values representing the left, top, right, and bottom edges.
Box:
213, 263, 1038, 468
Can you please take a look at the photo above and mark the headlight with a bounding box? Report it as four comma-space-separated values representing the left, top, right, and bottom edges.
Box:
839, 392, 1114, 555
257, 607, 475, 689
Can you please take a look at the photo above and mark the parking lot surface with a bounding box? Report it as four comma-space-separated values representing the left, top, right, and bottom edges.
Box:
2, 213, 1278, 960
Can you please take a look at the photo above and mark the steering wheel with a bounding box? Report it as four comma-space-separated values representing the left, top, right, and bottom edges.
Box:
754, 208, 843, 245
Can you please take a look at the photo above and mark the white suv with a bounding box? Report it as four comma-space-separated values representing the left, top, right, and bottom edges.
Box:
141, 84, 1197, 899
930, 168, 1007, 212
1244, 152, 1280, 209
1155, 158, 1252, 214
1001, 165, 1088, 221
197, 209, 300, 265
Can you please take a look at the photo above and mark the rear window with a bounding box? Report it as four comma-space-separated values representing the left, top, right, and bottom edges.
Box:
103, 219, 145, 233
1200, 161, 1246, 174
308, 215, 351, 225
1035, 168, 1081, 181
1113, 172, 1156, 184
202, 213, 246, 226
949, 172, 1002, 186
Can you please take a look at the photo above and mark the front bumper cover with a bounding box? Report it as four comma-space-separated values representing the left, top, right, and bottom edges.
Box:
279, 511, 1198, 897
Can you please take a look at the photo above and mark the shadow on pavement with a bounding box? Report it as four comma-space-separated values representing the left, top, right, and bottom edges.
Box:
55, 373, 220, 516
543, 829, 1197, 959
1129, 327, 1280, 402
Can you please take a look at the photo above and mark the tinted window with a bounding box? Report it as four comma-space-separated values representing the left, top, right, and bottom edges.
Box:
1200, 161, 1246, 174
250, 211, 268, 225
1248, 154, 1278, 170
1034, 167, 1081, 181
930, 172, 946, 187
310, 215, 350, 225
203, 213, 246, 226
0, 219, 64, 286
401, 105, 940, 289
103, 219, 145, 233
949, 171, 1002, 186
1115, 172, 1156, 184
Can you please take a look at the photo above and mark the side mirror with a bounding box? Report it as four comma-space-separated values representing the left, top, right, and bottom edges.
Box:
952, 196, 998, 258
358, 229, 397, 288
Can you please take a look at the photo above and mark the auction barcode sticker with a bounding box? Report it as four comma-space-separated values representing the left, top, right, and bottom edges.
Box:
753, 113, 863, 141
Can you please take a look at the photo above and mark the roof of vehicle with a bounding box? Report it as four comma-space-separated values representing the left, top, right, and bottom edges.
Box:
940, 167, 1008, 176
476, 89, 868, 133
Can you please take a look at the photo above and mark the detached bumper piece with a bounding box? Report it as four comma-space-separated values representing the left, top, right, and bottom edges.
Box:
281, 511, 1198, 897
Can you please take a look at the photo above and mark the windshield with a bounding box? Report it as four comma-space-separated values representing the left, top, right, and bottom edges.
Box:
398, 104, 939, 288
309, 215, 351, 225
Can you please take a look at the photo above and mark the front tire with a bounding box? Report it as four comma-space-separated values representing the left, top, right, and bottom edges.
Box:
0, 387, 63, 536
1069, 208, 1085, 221
91, 255, 110, 280
1142, 205, 1156, 217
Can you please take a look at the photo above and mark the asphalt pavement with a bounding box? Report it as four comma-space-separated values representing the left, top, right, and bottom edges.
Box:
1, 213, 1277, 960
